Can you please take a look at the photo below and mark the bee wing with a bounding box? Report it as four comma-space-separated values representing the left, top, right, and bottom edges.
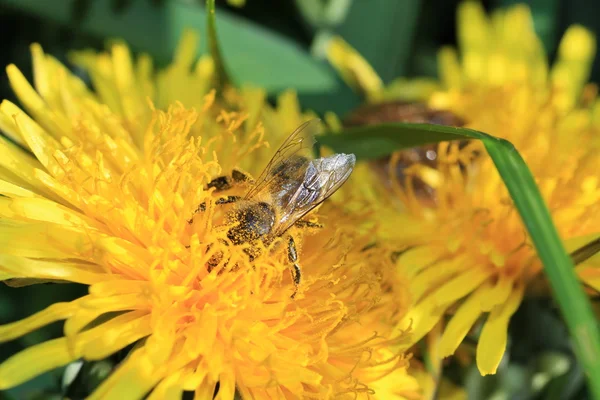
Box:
244, 119, 320, 200
272, 153, 356, 237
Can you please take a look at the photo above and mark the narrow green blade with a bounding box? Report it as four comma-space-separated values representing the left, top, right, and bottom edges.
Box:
206, 0, 232, 91
319, 122, 600, 397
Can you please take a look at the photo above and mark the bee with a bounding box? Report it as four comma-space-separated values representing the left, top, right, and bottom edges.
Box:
189, 119, 356, 297
343, 100, 471, 206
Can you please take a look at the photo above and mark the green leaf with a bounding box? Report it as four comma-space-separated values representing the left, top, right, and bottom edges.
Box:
571, 237, 600, 265
318, 123, 463, 160
331, 0, 422, 82
206, 0, 232, 92
0, 0, 339, 94
319, 122, 600, 398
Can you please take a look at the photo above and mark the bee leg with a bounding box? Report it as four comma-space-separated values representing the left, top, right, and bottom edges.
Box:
206, 238, 231, 273
293, 220, 324, 229
232, 169, 254, 185
187, 195, 242, 224
189, 169, 252, 223
287, 236, 301, 298
206, 175, 233, 192
215, 195, 242, 205
207, 169, 254, 191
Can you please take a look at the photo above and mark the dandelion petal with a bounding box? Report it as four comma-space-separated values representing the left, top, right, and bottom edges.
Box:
147, 372, 184, 400
0, 301, 79, 342
0, 254, 107, 284
477, 284, 524, 375
432, 267, 491, 306
89, 350, 164, 400
439, 283, 493, 357
0, 338, 77, 389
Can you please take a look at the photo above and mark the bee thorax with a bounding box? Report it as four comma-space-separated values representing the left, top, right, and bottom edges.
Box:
227, 202, 276, 245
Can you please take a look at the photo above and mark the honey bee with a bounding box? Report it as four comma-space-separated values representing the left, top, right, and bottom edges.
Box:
343, 100, 470, 206
190, 119, 356, 297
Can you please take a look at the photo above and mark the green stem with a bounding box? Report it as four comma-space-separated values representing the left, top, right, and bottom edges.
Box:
206, 0, 233, 92
483, 138, 600, 399
571, 237, 600, 265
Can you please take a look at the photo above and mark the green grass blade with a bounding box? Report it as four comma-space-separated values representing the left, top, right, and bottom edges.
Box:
319, 122, 600, 397
482, 140, 600, 400
570, 237, 600, 265
206, 0, 232, 91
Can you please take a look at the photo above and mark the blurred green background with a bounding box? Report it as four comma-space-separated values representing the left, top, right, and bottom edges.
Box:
0, 0, 599, 399
1, 0, 599, 114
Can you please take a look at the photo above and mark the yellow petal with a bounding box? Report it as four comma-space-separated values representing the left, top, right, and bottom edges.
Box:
195, 378, 218, 400
0, 135, 56, 199
181, 307, 218, 361
5, 197, 100, 229
94, 236, 153, 279
64, 308, 104, 338
558, 25, 596, 64
173, 30, 199, 70
577, 266, 600, 291
432, 267, 491, 306
480, 273, 513, 311
410, 257, 468, 302
33, 169, 84, 210
65, 293, 149, 337
214, 369, 235, 400
80, 292, 150, 310
146, 371, 184, 400
0, 254, 107, 284
439, 283, 493, 357
326, 36, 383, 101
438, 46, 462, 89
275, 89, 303, 134
0, 179, 39, 198
51, 55, 95, 118
77, 311, 152, 360
6, 64, 74, 141
241, 86, 267, 134
382, 76, 440, 102
551, 25, 596, 110
457, 1, 491, 83
181, 362, 208, 391
30, 43, 53, 107
0, 220, 86, 258
88, 349, 164, 400
564, 232, 600, 253
135, 53, 154, 101
398, 298, 448, 345
0, 300, 79, 342
398, 245, 444, 277
0, 106, 23, 146
0, 338, 78, 389
111, 43, 147, 134
477, 283, 524, 375
10, 105, 65, 179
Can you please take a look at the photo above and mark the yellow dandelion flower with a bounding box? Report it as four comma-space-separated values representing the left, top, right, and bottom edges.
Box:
326, 1, 600, 376
69, 31, 315, 177
0, 43, 412, 398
